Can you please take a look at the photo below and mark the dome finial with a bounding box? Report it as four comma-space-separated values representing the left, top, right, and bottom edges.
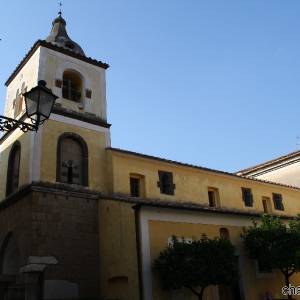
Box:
45, 9, 86, 56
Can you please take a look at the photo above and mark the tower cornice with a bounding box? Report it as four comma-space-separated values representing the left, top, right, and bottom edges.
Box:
5, 40, 109, 87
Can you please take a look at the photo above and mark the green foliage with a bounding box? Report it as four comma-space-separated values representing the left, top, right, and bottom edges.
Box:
153, 235, 238, 299
242, 214, 300, 289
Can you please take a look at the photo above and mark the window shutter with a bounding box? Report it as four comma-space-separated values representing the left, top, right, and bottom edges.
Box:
273, 193, 284, 211
158, 171, 175, 195
242, 188, 253, 207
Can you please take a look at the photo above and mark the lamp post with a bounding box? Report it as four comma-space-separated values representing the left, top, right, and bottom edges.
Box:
0, 80, 58, 133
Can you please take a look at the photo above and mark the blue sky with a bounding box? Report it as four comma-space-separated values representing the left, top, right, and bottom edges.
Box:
1, 0, 300, 172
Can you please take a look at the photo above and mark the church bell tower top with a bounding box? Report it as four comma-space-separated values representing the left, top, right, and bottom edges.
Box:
46, 14, 85, 56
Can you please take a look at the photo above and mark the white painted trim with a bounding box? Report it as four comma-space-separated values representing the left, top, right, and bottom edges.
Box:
29, 131, 34, 182
31, 126, 43, 181
49, 113, 111, 147
140, 210, 153, 300
49, 113, 108, 132
139, 207, 255, 300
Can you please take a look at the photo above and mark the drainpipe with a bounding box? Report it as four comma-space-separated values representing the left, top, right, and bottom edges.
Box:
133, 204, 144, 300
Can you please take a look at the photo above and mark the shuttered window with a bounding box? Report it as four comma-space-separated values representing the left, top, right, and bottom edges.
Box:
272, 193, 284, 211
157, 171, 175, 195
242, 188, 253, 207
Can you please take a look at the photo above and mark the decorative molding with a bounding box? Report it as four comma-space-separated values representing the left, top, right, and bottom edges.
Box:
52, 105, 111, 128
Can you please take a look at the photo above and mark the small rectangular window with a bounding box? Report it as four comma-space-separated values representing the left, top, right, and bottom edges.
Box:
208, 191, 215, 207
130, 174, 145, 197
262, 199, 268, 213
272, 193, 284, 211
262, 197, 272, 214
157, 171, 175, 195
130, 177, 140, 197
207, 187, 220, 208
242, 188, 253, 207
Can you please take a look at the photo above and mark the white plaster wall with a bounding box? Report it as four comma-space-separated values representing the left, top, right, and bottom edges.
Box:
39, 47, 107, 120
255, 161, 300, 188
5, 48, 41, 118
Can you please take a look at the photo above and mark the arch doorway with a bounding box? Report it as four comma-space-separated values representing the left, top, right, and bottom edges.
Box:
0, 233, 24, 300
0, 233, 20, 276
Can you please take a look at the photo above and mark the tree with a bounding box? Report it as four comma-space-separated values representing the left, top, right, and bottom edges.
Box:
242, 215, 300, 300
153, 235, 238, 300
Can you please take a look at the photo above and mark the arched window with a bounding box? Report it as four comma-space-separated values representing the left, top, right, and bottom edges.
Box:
62, 70, 82, 102
56, 133, 88, 186
6, 141, 21, 196
219, 227, 230, 240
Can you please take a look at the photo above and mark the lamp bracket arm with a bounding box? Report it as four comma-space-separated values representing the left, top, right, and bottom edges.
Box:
0, 115, 37, 132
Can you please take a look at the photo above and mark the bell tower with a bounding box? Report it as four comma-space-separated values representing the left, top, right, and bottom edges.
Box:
42, 14, 109, 119
0, 13, 111, 199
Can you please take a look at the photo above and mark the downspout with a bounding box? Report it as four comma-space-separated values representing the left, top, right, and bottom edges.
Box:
133, 204, 144, 300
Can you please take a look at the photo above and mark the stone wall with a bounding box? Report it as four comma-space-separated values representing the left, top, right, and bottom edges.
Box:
0, 182, 100, 300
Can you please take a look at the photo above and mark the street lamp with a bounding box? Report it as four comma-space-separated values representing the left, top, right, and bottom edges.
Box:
0, 80, 58, 133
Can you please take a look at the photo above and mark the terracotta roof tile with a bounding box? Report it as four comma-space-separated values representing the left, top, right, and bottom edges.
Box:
107, 147, 300, 191
5, 40, 109, 86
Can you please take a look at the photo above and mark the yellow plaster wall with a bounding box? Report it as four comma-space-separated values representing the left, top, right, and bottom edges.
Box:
99, 200, 140, 300
0, 131, 32, 200
40, 119, 108, 191
109, 151, 300, 216
148, 220, 300, 300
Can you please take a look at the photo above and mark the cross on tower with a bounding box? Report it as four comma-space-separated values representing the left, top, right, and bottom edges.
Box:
58, 2, 63, 16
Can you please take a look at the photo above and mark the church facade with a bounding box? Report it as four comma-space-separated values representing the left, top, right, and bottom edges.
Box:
0, 14, 300, 300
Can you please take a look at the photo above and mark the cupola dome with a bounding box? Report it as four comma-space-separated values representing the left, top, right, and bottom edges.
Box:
46, 15, 85, 56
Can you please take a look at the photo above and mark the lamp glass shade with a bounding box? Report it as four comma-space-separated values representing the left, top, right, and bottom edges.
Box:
24, 81, 58, 125
24, 89, 39, 117
38, 90, 57, 121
